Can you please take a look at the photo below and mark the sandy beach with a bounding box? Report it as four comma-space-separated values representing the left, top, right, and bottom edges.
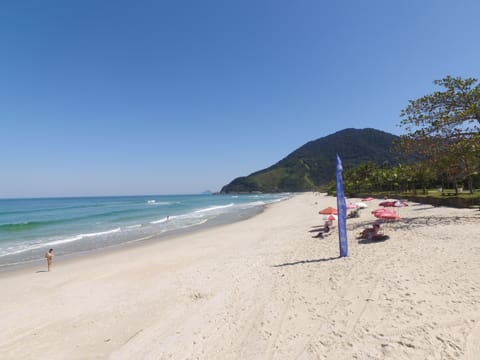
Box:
1, 193, 479, 359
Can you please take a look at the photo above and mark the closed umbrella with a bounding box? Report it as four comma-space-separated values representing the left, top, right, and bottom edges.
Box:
379, 201, 396, 207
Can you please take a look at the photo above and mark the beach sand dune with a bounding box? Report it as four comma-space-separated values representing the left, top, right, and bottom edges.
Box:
1, 193, 479, 359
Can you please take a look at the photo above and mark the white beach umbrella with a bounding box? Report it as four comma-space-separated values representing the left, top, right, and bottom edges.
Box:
355, 202, 368, 209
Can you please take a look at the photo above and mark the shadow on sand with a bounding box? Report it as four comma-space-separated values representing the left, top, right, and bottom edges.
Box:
358, 235, 390, 244
272, 256, 340, 267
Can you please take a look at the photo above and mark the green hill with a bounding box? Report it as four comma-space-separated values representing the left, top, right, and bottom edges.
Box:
220, 128, 401, 193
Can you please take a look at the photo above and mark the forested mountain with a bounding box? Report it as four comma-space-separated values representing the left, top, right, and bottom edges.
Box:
221, 128, 401, 193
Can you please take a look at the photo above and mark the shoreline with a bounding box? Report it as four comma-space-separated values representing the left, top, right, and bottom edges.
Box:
0, 198, 271, 274
1, 192, 479, 359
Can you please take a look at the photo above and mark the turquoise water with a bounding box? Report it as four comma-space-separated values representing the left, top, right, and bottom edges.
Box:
0, 193, 289, 268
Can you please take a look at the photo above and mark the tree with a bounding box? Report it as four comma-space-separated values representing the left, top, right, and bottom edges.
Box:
409, 162, 436, 195
397, 76, 480, 193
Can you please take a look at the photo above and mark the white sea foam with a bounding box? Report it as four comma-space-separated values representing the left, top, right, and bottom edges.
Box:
0, 239, 67, 257
150, 217, 169, 224
147, 201, 175, 206
0, 226, 127, 259
0, 194, 288, 267
0, 238, 63, 257
269, 195, 290, 203
194, 203, 234, 213
175, 219, 208, 229
45, 228, 122, 246
241, 201, 266, 208
0, 246, 36, 257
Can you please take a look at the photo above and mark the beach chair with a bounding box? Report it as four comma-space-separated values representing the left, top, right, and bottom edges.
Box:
357, 224, 389, 242
312, 225, 331, 238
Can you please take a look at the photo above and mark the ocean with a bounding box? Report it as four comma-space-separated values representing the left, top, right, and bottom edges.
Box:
0, 193, 289, 269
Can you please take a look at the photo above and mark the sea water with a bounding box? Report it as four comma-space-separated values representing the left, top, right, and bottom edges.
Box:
0, 193, 289, 269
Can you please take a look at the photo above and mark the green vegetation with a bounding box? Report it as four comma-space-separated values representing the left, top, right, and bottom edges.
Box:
397, 76, 479, 194
325, 76, 480, 205
325, 161, 480, 197
220, 128, 402, 193
221, 76, 479, 202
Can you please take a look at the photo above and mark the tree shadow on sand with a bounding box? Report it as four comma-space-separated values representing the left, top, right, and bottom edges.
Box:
388, 215, 479, 231
272, 256, 340, 267
349, 213, 478, 234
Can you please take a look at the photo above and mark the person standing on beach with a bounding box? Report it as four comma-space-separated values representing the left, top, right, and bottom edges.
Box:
45, 248, 54, 272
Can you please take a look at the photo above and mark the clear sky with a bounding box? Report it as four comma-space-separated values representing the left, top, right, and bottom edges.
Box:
1, 0, 479, 198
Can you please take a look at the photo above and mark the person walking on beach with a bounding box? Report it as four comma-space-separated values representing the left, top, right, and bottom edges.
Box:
45, 248, 54, 272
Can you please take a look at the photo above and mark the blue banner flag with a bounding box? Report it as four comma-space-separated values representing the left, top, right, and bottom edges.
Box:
336, 155, 348, 257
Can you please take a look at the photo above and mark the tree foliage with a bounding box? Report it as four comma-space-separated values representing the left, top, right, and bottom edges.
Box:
400, 76, 479, 138
332, 162, 436, 196
396, 76, 480, 193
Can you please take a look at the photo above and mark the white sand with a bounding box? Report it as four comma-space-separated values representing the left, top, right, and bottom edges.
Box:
1, 193, 479, 359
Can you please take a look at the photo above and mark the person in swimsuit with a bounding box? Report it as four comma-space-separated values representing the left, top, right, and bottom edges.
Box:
360, 223, 380, 240
45, 248, 54, 272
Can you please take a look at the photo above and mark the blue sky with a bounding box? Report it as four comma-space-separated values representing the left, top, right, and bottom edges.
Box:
1, 0, 479, 197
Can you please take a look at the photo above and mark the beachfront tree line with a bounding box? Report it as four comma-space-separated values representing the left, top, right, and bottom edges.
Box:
339, 76, 480, 195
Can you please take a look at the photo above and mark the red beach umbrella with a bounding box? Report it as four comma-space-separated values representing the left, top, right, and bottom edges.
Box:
319, 207, 338, 215
372, 208, 400, 220
323, 214, 338, 221
372, 208, 392, 215
377, 212, 400, 220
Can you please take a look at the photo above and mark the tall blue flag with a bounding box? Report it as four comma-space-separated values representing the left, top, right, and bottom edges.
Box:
336, 155, 348, 257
